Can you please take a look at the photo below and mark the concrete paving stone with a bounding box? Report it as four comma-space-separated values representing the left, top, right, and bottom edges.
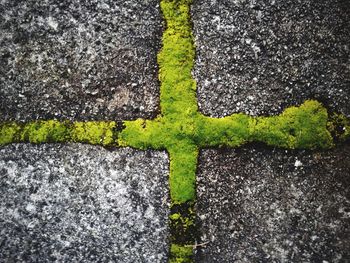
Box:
196, 144, 350, 262
0, 0, 162, 122
0, 144, 169, 262
192, 0, 350, 117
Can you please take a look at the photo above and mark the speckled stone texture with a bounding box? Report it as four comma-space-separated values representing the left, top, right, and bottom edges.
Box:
0, 0, 162, 121
196, 144, 350, 262
0, 144, 169, 262
192, 0, 350, 117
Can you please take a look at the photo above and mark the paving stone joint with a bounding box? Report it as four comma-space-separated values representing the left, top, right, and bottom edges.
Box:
0, 0, 349, 262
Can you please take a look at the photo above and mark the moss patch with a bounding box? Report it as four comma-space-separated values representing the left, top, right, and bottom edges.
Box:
21, 120, 70, 143
1, 0, 350, 262
251, 100, 334, 149
0, 120, 118, 146
170, 202, 198, 245
170, 244, 193, 263
0, 122, 22, 145
118, 0, 200, 203
328, 112, 350, 142
72, 121, 117, 146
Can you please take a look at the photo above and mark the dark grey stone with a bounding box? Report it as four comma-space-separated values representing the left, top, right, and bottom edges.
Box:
0, 144, 169, 262
196, 144, 350, 262
0, 0, 162, 121
192, 0, 350, 117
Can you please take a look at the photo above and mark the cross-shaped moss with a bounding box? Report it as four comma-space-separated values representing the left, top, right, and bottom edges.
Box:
0, 0, 349, 262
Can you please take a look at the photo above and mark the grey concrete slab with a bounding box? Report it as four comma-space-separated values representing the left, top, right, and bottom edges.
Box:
196, 144, 350, 262
0, 144, 169, 262
0, 0, 162, 121
192, 0, 350, 117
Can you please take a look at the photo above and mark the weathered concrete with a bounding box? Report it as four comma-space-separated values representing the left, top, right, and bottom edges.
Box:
0, 0, 162, 121
196, 144, 350, 262
192, 0, 350, 117
0, 144, 169, 262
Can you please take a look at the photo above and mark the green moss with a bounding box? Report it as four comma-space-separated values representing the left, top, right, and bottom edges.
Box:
0, 122, 22, 145
328, 112, 350, 142
197, 114, 251, 147
158, 0, 197, 117
118, 0, 198, 203
118, 0, 346, 204
170, 244, 193, 263
251, 100, 334, 149
72, 121, 116, 146
170, 202, 197, 245
119, 120, 199, 202
21, 120, 70, 143
170, 213, 181, 221
1, 120, 118, 146
167, 142, 197, 202
1, 0, 349, 261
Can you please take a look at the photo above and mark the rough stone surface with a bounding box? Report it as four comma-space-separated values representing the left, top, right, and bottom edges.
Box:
0, 0, 162, 122
196, 143, 350, 262
0, 144, 169, 262
192, 0, 350, 117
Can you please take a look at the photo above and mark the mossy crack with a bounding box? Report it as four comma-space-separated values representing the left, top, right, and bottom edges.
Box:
0, 0, 349, 262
